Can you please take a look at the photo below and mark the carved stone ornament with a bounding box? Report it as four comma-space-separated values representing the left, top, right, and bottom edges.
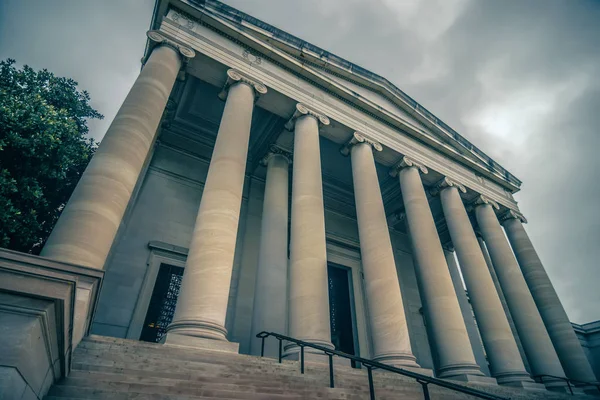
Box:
340, 132, 383, 156
430, 176, 467, 197
284, 103, 330, 131
389, 156, 428, 177
242, 49, 262, 65
471, 195, 500, 211
146, 30, 196, 60
499, 210, 528, 224
172, 11, 196, 30
218, 69, 267, 101
260, 145, 293, 166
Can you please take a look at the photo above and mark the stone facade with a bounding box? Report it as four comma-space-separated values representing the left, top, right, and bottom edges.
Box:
8, 0, 598, 398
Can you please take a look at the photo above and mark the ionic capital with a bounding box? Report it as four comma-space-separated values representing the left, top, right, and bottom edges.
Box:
285, 103, 330, 130
469, 195, 500, 211
430, 177, 467, 197
261, 145, 293, 166
340, 132, 383, 156
147, 30, 196, 60
499, 210, 528, 224
218, 69, 268, 101
389, 156, 428, 177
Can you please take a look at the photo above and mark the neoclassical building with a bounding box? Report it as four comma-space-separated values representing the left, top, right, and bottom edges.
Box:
7, 0, 599, 396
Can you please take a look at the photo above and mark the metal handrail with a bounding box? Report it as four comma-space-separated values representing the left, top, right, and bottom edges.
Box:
533, 374, 600, 396
256, 331, 508, 400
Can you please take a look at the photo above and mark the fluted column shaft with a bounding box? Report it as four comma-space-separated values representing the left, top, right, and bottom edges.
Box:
503, 216, 597, 383
475, 203, 566, 382
350, 139, 418, 367
168, 76, 261, 341
439, 185, 531, 384
288, 111, 332, 351
397, 162, 482, 378
250, 152, 290, 357
42, 44, 184, 270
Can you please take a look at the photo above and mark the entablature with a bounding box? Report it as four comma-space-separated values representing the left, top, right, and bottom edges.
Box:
148, 0, 521, 214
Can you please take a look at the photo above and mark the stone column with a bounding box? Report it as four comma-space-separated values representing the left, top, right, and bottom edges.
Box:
474, 198, 567, 387
436, 179, 532, 386
250, 147, 291, 357
393, 157, 483, 380
166, 70, 267, 346
343, 133, 419, 368
287, 103, 333, 354
477, 234, 532, 374
42, 33, 194, 270
502, 212, 598, 384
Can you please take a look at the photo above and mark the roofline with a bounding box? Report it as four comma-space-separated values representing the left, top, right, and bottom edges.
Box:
150, 0, 522, 190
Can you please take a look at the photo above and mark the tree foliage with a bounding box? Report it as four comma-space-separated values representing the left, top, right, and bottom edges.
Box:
0, 59, 103, 253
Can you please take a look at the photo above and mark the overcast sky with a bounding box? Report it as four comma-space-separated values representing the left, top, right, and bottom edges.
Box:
1, 1, 598, 323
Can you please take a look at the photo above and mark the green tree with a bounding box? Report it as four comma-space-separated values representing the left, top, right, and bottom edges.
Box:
0, 59, 103, 253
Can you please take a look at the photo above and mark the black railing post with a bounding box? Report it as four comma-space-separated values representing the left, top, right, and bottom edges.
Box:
278, 338, 282, 363
567, 379, 573, 395
260, 336, 265, 357
300, 345, 305, 374
419, 380, 431, 400
367, 366, 375, 400
328, 353, 335, 388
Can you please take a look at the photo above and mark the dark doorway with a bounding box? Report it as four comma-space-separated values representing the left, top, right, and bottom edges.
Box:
140, 263, 184, 343
327, 264, 357, 361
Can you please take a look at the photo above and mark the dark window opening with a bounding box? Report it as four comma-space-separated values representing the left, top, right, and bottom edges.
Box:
140, 263, 184, 343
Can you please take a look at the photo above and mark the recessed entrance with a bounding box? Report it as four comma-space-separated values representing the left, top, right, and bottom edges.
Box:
327, 263, 357, 360
139, 263, 184, 343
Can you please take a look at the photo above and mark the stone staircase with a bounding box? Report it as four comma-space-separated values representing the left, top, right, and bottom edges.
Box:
44, 335, 596, 400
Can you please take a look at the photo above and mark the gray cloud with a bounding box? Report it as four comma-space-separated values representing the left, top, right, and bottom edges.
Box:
1, 0, 598, 322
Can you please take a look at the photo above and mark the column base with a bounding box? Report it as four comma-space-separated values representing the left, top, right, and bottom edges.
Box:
283, 340, 335, 364
446, 374, 497, 386
161, 332, 239, 353
494, 371, 536, 387
501, 380, 547, 391
373, 351, 421, 369
437, 363, 485, 380
166, 319, 228, 340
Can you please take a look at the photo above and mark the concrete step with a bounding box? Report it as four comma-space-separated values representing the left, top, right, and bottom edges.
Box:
62, 369, 454, 398
43, 335, 597, 400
